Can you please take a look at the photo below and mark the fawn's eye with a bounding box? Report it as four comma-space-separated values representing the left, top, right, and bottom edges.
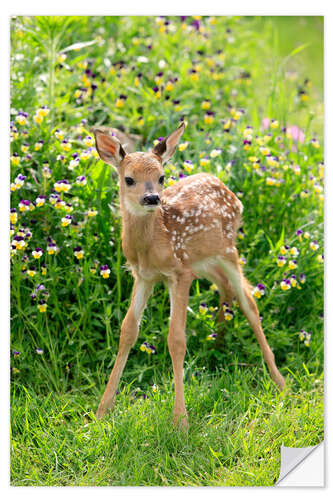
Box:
158, 175, 165, 185
125, 177, 135, 186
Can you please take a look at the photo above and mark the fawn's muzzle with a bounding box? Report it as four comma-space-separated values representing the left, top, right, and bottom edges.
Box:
142, 194, 160, 206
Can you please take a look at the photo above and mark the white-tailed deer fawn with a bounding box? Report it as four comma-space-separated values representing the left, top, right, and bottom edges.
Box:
93, 122, 285, 428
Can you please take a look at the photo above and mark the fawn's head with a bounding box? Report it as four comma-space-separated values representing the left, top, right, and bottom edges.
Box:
94, 123, 185, 215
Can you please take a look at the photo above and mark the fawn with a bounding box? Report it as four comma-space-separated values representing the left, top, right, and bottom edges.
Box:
93, 122, 285, 428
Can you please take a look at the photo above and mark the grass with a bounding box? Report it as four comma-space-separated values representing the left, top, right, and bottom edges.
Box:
11, 364, 323, 486
10, 15, 324, 486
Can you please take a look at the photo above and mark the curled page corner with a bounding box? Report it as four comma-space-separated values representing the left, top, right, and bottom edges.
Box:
275, 441, 324, 487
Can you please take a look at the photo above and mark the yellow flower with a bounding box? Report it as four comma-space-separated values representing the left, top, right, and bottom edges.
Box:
165, 81, 174, 91
201, 100, 211, 110
200, 158, 210, 167
38, 303, 47, 313
178, 143, 188, 152
33, 114, 44, 124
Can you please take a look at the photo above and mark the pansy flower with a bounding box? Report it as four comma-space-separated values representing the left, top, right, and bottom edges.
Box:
54, 179, 71, 192
73, 246, 84, 259
13, 350, 20, 358
116, 94, 127, 108
200, 156, 210, 167
277, 255, 286, 267
32, 247, 43, 259
280, 279, 291, 291
61, 139, 72, 152
279, 245, 290, 256
310, 138, 320, 149
76, 175, 87, 187
10, 208, 18, 224
15, 111, 28, 126
290, 275, 298, 287
310, 240, 319, 251
87, 208, 98, 217
35, 195, 46, 207
253, 283, 266, 299
18, 200, 30, 212
304, 332, 312, 347
290, 247, 299, 257
317, 254, 324, 263
68, 157, 80, 170
27, 266, 36, 277
34, 140, 44, 151
61, 215, 73, 227
204, 111, 215, 124
288, 260, 298, 270
42, 165, 52, 178
199, 303, 208, 315
224, 308, 234, 321
206, 332, 217, 341
12, 236, 26, 250
83, 136, 94, 147
100, 264, 110, 278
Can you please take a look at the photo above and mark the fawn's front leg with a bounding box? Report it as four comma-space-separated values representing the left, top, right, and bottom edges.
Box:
167, 271, 193, 430
96, 278, 154, 419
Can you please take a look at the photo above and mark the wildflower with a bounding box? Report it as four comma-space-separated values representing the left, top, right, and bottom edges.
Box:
35, 195, 46, 207
299, 273, 306, 284
266, 177, 277, 186
152, 384, 158, 393
178, 142, 188, 152
145, 344, 156, 355
36, 284, 45, 292
253, 283, 266, 299
243, 139, 251, 151
239, 256, 246, 266
206, 332, 217, 341
11, 153, 20, 166
41, 265, 47, 276
317, 254, 324, 263
310, 240, 319, 251
201, 100, 211, 110
280, 279, 291, 291
42, 165, 52, 178
279, 245, 290, 256
210, 148, 222, 158
204, 111, 215, 124
76, 175, 87, 186
304, 231, 311, 240
16, 111, 28, 125
271, 119, 279, 129
238, 228, 245, 240
27, 266, 36, 277
65, 203, 73, 213
183, 160, 193, 173
260, 146, 270, 156
69, 157, 80, 170
116, 95, 127, 108
80, 150, 91, 161
32, 247, 43, 259
290, 247, 299, 257
61, 140, 71, 152
34, 140, 44, 151
61, 215, 72, 227
224, 309, 234, 321
100, 264, 110, 278
310, 138, 320, 149
200, 157, 210, 167
36, 106, 49, 118
277, 255, 286, 267
299, 329, 306, 341
36, 347, 44, 354
296, 229, 303, 241
290, 275, 298, 287
10, 208, 18, 224
13, 350, 20, 358
304, 332, 312, 347
293, 164, 301, 175
12, 235, 27, 250
83, 136, 94, 147
288, 260, 298, 270
33, 113, 43, 124
54, 179, 71, 192
20, 143, 29, 154
199, 303, 208, 315
73, 246, 84, 259
19, 199, 30, 212
210, 283, 218, 292
87, 208, 98, 217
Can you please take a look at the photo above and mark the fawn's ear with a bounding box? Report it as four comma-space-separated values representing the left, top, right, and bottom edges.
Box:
93, 127, 127, 167
152, 122, 185, 164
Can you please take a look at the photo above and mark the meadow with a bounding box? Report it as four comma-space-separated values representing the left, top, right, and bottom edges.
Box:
10, 16, 324, 486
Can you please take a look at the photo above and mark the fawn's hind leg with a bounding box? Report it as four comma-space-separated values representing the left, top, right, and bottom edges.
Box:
213, 268, 235, 347
217, 254, 285, 390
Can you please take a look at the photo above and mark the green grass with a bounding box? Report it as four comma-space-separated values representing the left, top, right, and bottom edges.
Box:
11, 364, 323, 486
10, 15, 324, 486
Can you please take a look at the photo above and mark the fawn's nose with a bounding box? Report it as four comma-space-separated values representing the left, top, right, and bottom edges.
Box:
143, 193, 160, 206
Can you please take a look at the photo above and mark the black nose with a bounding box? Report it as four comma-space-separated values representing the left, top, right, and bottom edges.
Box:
143, 194, 160, 206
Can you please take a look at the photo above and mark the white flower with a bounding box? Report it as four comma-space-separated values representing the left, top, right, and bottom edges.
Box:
137, 56, 148, 63
158, 59, 166, 68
